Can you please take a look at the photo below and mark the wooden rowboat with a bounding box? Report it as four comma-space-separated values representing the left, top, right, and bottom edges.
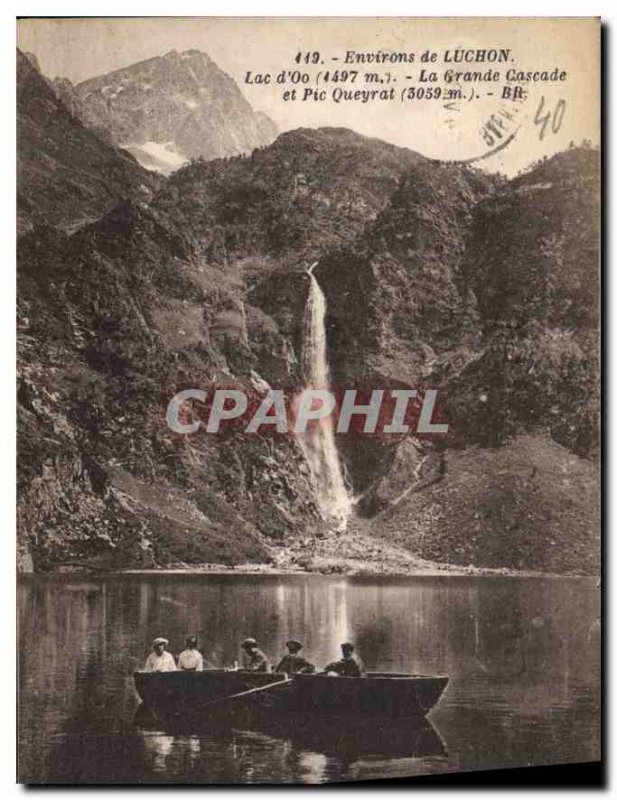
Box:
133, 669, 448, 719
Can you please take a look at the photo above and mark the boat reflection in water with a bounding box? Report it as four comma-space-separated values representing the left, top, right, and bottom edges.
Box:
134, 701, 447, 767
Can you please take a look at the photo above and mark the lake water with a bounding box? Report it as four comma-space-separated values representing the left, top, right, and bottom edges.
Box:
18, 573, 600, 784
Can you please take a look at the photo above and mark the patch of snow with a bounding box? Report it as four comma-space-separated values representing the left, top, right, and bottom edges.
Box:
121, 140, 188, 175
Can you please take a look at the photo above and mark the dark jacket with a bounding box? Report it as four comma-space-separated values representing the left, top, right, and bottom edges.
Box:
274, 654, 315, 675
323, 654, 367, 677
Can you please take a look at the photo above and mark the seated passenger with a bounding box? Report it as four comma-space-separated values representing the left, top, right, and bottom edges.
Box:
144, 637, 177, 672
323, 642, 367, 677
177, 635, 204, 671
240, 637, 270, 672
274, 639, 315, 675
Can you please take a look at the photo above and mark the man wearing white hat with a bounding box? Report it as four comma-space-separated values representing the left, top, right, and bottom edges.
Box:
144, 637, 177, 672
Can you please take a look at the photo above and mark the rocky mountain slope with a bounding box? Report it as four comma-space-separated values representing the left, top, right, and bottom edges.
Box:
17, 49, 600, 574
17, 122, 426, 572
448, 147, 600, 457
17, 50, 158, 234
54, 50, 277, 174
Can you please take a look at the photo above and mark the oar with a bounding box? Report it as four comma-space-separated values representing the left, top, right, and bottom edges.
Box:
200, 676, 293, 712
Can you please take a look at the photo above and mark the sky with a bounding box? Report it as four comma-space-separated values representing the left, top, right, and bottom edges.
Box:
17, 17, 600, 176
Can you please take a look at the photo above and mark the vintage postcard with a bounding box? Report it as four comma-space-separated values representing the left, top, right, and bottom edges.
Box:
17, 16, 601, 785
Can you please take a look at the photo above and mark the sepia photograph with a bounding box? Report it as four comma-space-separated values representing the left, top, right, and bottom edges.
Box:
16, 15, 601, 785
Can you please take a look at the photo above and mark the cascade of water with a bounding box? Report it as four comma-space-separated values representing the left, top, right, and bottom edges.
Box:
298, 263, 352, 531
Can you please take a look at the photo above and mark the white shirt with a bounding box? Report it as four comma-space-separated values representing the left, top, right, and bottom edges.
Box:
144, 650, 177, 672
177, 649, 204, 671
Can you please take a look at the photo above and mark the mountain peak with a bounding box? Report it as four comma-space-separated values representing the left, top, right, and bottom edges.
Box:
23, 51, 41, 72
71, 49, 277, 173
162, 48, 209, 61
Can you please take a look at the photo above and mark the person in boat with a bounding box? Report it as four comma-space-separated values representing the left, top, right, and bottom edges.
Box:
323, 642, 367, 677
240, 637, 271, 672
144, 637, 177, 672
177, 635, 204, 671
273, 639, 316, 675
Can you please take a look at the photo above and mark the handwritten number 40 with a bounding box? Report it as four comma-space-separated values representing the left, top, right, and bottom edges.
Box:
534, 97, 566, 141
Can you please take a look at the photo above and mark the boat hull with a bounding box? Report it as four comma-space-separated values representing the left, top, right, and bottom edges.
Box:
290, 672, 448, 717
133, 670, 448, 719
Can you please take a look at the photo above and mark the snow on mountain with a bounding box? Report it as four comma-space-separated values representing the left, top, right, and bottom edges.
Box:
122, 140, 188, 175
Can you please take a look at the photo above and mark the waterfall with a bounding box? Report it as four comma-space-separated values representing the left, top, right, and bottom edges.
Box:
298, 263, 352, 531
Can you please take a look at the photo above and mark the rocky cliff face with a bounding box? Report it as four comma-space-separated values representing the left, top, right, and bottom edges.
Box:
316, 149, 599, 498
17, 197, 325, 571
61, 50, 277, 174
17, 50, 158, 234
340, 147, 600, 573
156, 127, 424, 259
449, 148, 600, 457
17, 121, 424, 571
17, 50, 600, 574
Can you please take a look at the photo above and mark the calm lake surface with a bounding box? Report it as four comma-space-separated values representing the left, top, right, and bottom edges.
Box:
18, 573, 600, 784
